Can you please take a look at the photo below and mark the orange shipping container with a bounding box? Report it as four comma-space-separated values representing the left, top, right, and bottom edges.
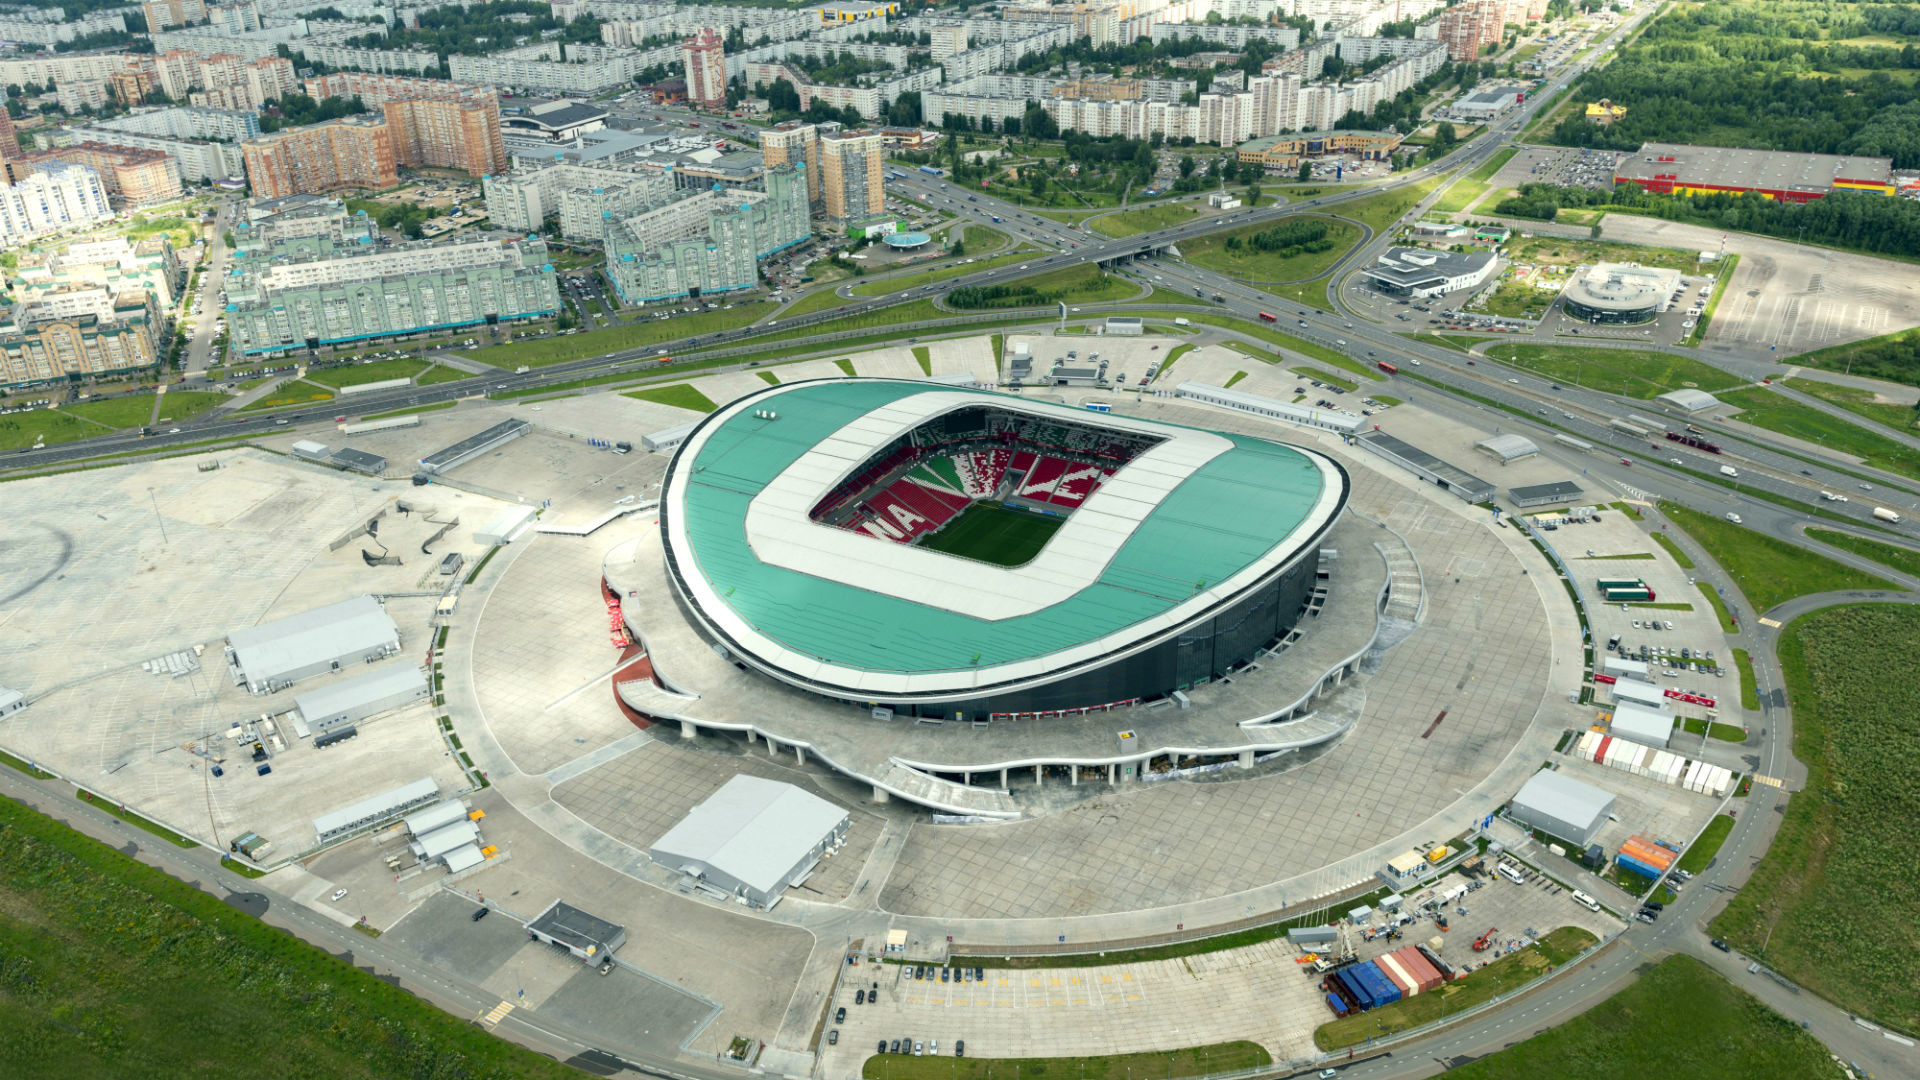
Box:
1621, 835, 1677, 871
1393, 945, 1444, 992
1375, 952, 1419, 997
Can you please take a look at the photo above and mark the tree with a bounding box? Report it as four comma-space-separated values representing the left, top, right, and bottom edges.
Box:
950, 240, 965, 257
1029, 169, 1048, 197
1246, 182, 1262, 205
1297, 160, 1312, 183
1023, 102, 1057, 140
886, 91, 920, 127
1001, 114, 1020, 137
1179, 154, 1195, 178
979, 115, 994, 134
764, 78, 800, 114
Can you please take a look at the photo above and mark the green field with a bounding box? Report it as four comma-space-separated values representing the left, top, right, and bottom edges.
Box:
775, 286, 852, 318
919, 503, 1062, 567
1786, 328, 1920, 388
860, 1041, 1269, 1080
949, 264, 1136, 310
1731, 647, 1760, 710
757, 300, 947, 343
240, 380, 335, 411
1315, 927, 1598, 1049
1650, 530, 1694, 569
415, 364, 472, 386
1660, 502, 1894, 613
0, 796, 585, 1080
1677, 814, 1736, 875
467, 307, 764, 368
848, 249, 1032, 297
1433, 146, 1518, 214
1781, 377, 1920, 432
1717, 387, 1920, 482
1440, 955, 1833, 1080
911, 346, 931, 375
1223, 370, 1248, 388
302, 358, 431, 389
1178, 216, 1362, 283
1089, 201, 1222, 238
1160, 343, 1197, 375
1478, 279, 1558, 320
623, 383, 717, 413
1341, 176, 1443, 233
1713, 604, 1920, 1032
1400, 332, 1494, 352
1804, 527, 1920, 579
1485, 344, 1746, 399
86, 391, 227, 428
60, 395, 156, 429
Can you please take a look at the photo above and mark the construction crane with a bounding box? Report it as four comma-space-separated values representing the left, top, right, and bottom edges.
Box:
1472, 927, 1499, 952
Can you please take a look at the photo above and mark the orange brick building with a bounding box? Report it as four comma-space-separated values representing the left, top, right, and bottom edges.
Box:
303, 73, 507, 177
241, 118, 398, 198
20, 143, 182, 206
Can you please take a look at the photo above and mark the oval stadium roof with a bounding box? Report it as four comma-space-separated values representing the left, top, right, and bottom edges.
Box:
661, 380, 1347, 698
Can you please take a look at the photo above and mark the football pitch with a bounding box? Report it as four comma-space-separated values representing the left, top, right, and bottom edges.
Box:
919, 503, 1063, 567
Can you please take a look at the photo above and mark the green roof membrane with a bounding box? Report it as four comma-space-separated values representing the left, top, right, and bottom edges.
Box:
677, 381, 1328, 675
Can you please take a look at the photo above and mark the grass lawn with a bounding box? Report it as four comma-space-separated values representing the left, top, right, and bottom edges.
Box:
1695, 581, 1739, 633
918, 503, 1061, 567
1719, 387, 1920, 482
240, 380, 335, 411
780, 286, 855, 318
1785, 326, 1920, 388
1712, 604, 1920, 1031
951, 263, 1134, 309
1660, 502, 1893, 613
75, 790, 196, 848
468, 307, 764, 367
860, 1041, 1269, 1080
148, 391, 229, 425
1678, 815, 1737, 878
1178, 216, 1362, 283
1485, 344, 1745, 399
912, 345, 932, 374
1439, 955, 1833, 1080
415, 364, 472, 386
836, 358, 857, 376
1433, 146, 1517, 214
1315, 927, 1599, 1050
365, 400, 456, 420
1183, 314, 1380, 382
1401, 332, 1494, 352
1781, 377, 1920, 432
1650, 531, 1694, 569
61, 394, 156, 429
1731, 647, 1760, 710
1501, 234, 1703, 275
302, 358, 430, 389
0, 795, 585, 1080
1160, 343, 1197, 375
848, 249, 1032, 297
1676, 717, 1748, 742
1339, 176, 1443, 234
1224, 370, 1248, 388
758, 300, 947, 343
1477, 279, 1557, 320
622, 384, 717, 413
1678, 254, 1740, 346
1804, 527, 1920, 579
1088, 201, 1219, 238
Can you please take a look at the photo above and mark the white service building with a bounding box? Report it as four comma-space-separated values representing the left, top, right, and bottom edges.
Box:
226, 595, 402, 695
1507, 768, 1615, 848
649, 775, 850, 910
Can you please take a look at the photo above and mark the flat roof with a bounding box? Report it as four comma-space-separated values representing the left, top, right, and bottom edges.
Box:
1510, 480, 1583, 502
649, 776, 846, 896
420, 419, 530, 470
403, 799, 469, 837
414, 818, 481, 859
311, 776, 438, 838
1615, 141, 1893, 193
1476, 433, 1537, 460
1511, 768, 1615, 828
1362, 247, 1493, 289
1356, 430, 1493, 498
330, 446, 387, 473
526, 899, 625, 955
663, 380, 1345, 691
292, 662, 424, 721
228, 595, 397, 685
1610, 700, 1673, 745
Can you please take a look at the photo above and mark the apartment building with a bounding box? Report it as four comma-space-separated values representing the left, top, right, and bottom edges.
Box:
0, 288, 161, 388
760, 121, 822, 208
484, 160, 677, 239
225, 235, 561, 355
13, 236, 185, 309
0, 162, 114, 244
603, 163, 809, 303
305, 72, 507, 177
1431, 0, 1508, 62
241, 117, 399, 198
300, 45, 441, 75
55, 80, 112, 114
143, 0, 208, 30
21, 144, 183, 207
683, 27, 727, 109
209, 0, 263, 34
820, 129, 882, 222
0, 12, 127, 45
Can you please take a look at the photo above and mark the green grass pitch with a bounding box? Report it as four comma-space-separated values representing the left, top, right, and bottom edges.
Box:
918, 502, 1063, 567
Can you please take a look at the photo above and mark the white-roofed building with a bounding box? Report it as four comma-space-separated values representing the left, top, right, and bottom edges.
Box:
1657, 389, 1720, 413
1475, 433, 1538, 463
226, 595, 402, 695
1609, 699, 1674, 748
649, 775, 850, 910
291, 663, 427, 733
1608, 678, 1667, 708
1507, 769, 1615, 847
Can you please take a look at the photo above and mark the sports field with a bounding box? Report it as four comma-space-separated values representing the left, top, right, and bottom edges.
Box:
919, 502, 1062, 567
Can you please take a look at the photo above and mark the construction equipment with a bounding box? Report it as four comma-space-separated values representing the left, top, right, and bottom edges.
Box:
1472, 927, 1499, 952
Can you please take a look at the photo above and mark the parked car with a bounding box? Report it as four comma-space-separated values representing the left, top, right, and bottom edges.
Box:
470, 907, 489, 922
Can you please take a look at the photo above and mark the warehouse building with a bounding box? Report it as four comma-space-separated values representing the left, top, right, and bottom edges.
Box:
1609, 699, 1674, 749
1509, 480, 1583, 508
311, 776, 439, 845
0, 685, 25, 718
226, 595, 402, 695
418, 419, 531, 475
330, 447, 389, 475
643, 421, 698, 453
1475, 433, 1538, 463
1507, 769, 1615, 848
1656, 388, 1720, 413
1452, 88, 1521, 121
292, 663, 429, 734
648, 775, 850, 911
1614, 142, 1894, 203
525, 899, 627, 964
1355, 430, 1495, 502
1104, 315, 1143, 336
1359, 247, 1496, 299
1561, 262, 1677, 324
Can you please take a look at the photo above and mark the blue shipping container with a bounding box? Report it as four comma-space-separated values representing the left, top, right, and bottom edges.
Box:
1335, 967, 1374, 1010
1355, 962, 1402, 1006
1616, 853, 1665, 881
1325, 992, 1350, 1017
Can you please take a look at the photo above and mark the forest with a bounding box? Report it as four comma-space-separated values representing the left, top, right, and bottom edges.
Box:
1493, 182, 1920, 259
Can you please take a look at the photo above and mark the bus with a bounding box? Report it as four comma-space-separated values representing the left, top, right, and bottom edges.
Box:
919, 165, 944, 176
1258, 311, 1277, 322
1376, 361, 1399, 374
1084, 402, 1113, 413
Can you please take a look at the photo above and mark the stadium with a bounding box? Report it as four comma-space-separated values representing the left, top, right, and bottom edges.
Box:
656, 379, 1351, 721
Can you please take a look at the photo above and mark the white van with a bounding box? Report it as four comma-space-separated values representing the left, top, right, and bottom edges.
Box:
1570, 890, 1601, 912
1495, 862, 1526, 885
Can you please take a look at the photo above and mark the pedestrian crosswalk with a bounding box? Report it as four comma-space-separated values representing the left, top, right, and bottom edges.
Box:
1757, 617, 1782, 629
1750, 774, 1784, 788
479, 1000, 515, 1030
